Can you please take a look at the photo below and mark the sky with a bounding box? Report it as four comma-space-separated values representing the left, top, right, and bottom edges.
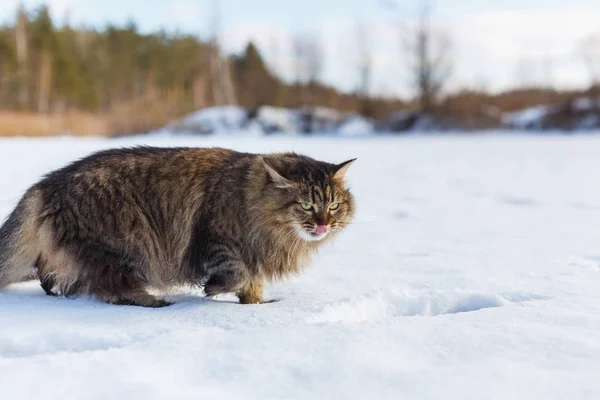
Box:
1, 0, 600, 97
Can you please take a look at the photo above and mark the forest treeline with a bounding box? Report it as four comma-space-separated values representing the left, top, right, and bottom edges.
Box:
0, 5, 595, 136
0, 5, 405, 135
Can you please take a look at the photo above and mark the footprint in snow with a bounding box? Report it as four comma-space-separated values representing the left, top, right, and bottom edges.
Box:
307, 290, 550, 324
498, 195, 538, 207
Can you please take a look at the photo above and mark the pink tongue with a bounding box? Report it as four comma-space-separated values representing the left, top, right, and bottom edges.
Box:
316, 225, 328, 234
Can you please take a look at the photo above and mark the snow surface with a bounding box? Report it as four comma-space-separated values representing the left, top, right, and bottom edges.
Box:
503, 98, 600, 131
1, 133, 600, 399
503, 105, 551, 129
164, 105, 350, 135
253, 106, 299, 134
337, 116, 374, 136
166, 106, 250, 135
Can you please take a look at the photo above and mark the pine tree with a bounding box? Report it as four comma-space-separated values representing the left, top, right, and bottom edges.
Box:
233, 42, 279, 107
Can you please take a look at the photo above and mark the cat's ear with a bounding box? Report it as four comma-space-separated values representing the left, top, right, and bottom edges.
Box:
333, 158, 356, 181
263, 158, 292, 188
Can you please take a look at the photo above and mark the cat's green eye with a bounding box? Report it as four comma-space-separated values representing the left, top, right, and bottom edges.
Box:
301, 203, 313, 211
329, 203, 340, 211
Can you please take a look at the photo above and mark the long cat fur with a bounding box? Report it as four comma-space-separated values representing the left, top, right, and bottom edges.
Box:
0, 147, 356, 306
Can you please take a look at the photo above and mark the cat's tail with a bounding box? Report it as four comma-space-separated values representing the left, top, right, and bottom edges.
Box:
0, 189, 43, 288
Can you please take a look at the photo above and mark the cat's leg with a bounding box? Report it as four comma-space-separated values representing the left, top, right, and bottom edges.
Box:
203, 265, 249, 298
36, 254, 67, 297
202, 243, 251, 300
196, 243, 267, 304
37, 242, 171, 308
83, 242, 173, 308
94, 287, 172, 308
85, 259, 172, 308
236, 279, 264, 304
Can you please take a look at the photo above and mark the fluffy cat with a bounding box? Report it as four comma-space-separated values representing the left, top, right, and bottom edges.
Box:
0, 147, 356, 306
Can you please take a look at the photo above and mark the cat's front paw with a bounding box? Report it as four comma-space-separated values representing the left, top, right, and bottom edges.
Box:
203, 283, 226, 298
203, 274, 233, 297
236, 291, 265, 304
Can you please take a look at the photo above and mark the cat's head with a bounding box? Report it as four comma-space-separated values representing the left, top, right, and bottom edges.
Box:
260, 154, 356, 242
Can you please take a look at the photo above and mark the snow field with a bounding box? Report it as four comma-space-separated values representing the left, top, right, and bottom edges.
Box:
1, 133, 600, 399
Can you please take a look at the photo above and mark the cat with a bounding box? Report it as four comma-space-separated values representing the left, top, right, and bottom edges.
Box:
0, 147, 356, 307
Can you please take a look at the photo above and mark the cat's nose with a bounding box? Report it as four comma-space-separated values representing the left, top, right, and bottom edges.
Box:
316, 225, 328, 234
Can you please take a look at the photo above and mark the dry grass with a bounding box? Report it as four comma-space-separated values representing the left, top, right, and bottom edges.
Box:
107, 99, 180, 137
0, 111, 110, 137
0, 100, 179, 137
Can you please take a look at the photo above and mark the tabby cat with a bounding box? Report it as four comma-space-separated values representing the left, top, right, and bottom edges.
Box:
0, 147, 356, 307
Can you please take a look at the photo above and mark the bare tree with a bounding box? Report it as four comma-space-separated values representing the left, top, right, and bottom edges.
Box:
400, 1, 453, 112
580, 34, 600, 112
267, 35, 287, 105
291, 33, 325, 133
292, 34, 323, 86
580, 34, 600, 87
291, 34, 308, 106
541, 56, 555, 89
514, 57, 534, 88
268, 35, 282, 77
207, 0, 237, 106
305, 36, 324, 85
354, 21, 372, 99
291, 33, 324, 106
353, 20, 373, 114
292, 36, 304, 86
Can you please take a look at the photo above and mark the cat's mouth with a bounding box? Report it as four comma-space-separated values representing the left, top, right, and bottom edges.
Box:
296, 225, 329, 242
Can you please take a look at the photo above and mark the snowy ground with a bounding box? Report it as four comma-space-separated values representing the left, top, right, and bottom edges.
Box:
1, 132, 600, 399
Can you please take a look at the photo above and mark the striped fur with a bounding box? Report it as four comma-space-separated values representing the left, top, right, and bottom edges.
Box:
0, 147, 356, 306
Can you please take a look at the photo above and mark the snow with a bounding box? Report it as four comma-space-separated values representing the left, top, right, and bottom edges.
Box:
253, 106, 299, 134
337, 116, 374, 136
165, 105, 348, 135
574, 98, 594, 111
573, 97, 600, 112
2, 132, 600, 399
503, 105, 551, 129
167, 105, 249, 135
503, 98, 600, 131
